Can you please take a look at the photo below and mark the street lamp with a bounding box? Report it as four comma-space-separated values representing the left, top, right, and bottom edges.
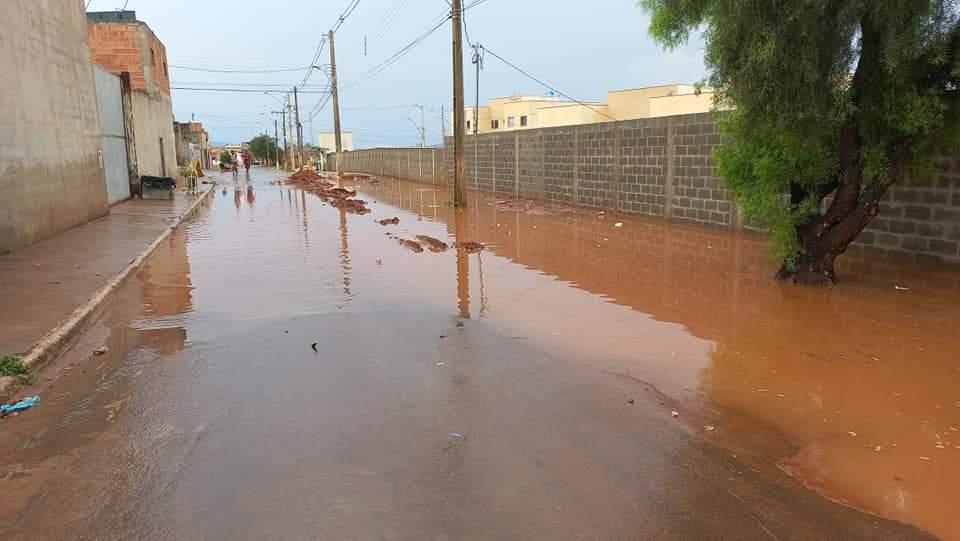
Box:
407, 117, 425, 147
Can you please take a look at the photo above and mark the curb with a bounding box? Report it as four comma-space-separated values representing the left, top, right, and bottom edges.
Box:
0, 185, 215, 401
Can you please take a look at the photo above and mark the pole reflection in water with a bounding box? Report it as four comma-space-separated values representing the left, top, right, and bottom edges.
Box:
339, 207, 353, 301
454, 207, 470, 319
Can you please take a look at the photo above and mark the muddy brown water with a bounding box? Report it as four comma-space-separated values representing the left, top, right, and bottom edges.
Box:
0, 168, 955, 540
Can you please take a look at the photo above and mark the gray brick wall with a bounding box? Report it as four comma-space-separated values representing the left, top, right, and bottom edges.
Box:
336, 112, 960, 264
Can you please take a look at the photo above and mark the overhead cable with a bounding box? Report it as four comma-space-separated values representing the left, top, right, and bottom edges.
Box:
480, 45, 617, 121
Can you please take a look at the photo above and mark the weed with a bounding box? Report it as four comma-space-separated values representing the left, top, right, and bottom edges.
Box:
0, 355, 27, 377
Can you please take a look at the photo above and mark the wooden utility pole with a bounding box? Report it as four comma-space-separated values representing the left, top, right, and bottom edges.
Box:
451, 0, 466, 206
329, 30, 344, 182
293, 86, 304, 169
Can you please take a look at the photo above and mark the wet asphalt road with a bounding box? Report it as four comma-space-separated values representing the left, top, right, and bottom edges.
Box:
0, 168, 940, 540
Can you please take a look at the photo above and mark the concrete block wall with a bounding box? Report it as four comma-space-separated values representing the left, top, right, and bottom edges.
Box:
333, 112, 960, 263
333, 148, 444, 184
0, 0, 109, 254
860, 156, 960, 260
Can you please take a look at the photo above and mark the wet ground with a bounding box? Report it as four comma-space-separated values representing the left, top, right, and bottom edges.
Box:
0, 167, 957, 540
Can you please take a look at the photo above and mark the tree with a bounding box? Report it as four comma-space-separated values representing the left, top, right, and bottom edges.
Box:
641, 0, 960, 284
219, 150, 233, 165
248, 135, 280, 165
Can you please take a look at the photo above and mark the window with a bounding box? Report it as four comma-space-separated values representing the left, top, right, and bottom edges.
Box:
466, 120, 471, 130
150, 48, 156, 66
520, 115, 528, 127
507, 116, 515, 128
491, 119, 499, 129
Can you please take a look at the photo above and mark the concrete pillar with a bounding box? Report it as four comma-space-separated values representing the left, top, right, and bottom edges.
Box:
514, 132, 520, 198
573, 127, 580, 207
613, 122, 622, 213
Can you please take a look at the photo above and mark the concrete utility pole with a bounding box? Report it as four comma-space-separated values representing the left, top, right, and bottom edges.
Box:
286, 96, 294, 169
451, 0, 466, 206
472, 43, 481, 186
440, 105, 446, 139
274, 117, 280, 170
293, 86, 304, 169
329, 30, 344, 182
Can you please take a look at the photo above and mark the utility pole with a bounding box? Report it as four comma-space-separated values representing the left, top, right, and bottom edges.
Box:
286, 96, 294, 170
329, 30, 344, 182
472, 43, 482, 186
274, 117, 280, 170
293, 86, 304, 169
451, 0, 466, 206
440, 105, 446, 139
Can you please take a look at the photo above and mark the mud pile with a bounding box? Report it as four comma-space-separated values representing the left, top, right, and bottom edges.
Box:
285, 171, 371, 214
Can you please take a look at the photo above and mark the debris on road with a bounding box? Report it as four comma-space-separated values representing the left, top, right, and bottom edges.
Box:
456, 241, 485, 253
310, 342, 318, 352
398, 239, 424, 253
448, 432, 465, 440
285, 170, 371, 214
671, 410, 680, 417
894, 285, 911, 291
377, 217, 400, 226
614, 222, 623, 227
1, 395, 39, 418
93, 346, 108, 356
628, 398, 635, 404
416, 235, 449, 252
704, 425, 716, 432
435, 362, 447, 367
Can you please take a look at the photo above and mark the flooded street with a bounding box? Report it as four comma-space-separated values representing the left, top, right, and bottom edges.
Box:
0, 167, 957, 540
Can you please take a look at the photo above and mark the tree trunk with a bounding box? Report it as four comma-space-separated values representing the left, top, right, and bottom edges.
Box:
776, 245, 840, 286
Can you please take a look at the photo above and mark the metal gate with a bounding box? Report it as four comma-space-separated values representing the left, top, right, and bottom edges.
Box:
93, 65, 130, 204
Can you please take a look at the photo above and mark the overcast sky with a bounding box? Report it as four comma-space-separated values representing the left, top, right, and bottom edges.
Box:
88, 0, 706, 147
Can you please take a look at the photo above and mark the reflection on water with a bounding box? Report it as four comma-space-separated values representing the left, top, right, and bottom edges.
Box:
359, 177, 960, 540
1, 169, 957, 539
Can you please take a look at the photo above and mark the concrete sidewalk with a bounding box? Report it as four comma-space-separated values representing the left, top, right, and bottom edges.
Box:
0, 186, 213, 364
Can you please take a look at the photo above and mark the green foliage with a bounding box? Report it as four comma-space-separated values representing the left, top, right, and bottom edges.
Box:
248, 135, 280, 162
219, 150, 233, 164
0, 355, 33, 384
640, 0, 960, 262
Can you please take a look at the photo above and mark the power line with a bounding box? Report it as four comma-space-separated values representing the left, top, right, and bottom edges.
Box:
343, 11, 451, 90
172, 81, 328, 88
172, 87, 330, 94
366, 0, 412, 51
300, 0, 361, 87
170, 65, 311, 74
479, 45, 617, 121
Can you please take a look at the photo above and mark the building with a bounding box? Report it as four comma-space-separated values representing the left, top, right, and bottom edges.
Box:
461, 84, 715, 134
175, 121, 210, 168
1, 0, 109, 254
87, 10, 177, 179
316, 132, 354, 152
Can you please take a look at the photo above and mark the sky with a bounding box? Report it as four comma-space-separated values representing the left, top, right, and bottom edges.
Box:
86, 0, 707, 148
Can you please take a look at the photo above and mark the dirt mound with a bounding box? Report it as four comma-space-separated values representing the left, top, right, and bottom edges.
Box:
377, 217, 400, 226
456, 241, 485, 253
398, 239, 424, 253
416, 235, 449, 252
285, 171, 371, 214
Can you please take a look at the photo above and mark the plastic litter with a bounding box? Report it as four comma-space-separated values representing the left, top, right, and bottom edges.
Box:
1, 395, 39, 417
448, 432, 465, 440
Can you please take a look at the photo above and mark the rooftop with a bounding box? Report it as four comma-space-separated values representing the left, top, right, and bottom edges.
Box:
86, 10, 138, 23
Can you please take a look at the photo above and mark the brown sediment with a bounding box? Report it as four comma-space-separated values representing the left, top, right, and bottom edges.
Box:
377, 217, 400, 226
415, 235, 448, 252
456, 241, 485, 252
285, 170, 371, 214
398, 239, 424, 253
